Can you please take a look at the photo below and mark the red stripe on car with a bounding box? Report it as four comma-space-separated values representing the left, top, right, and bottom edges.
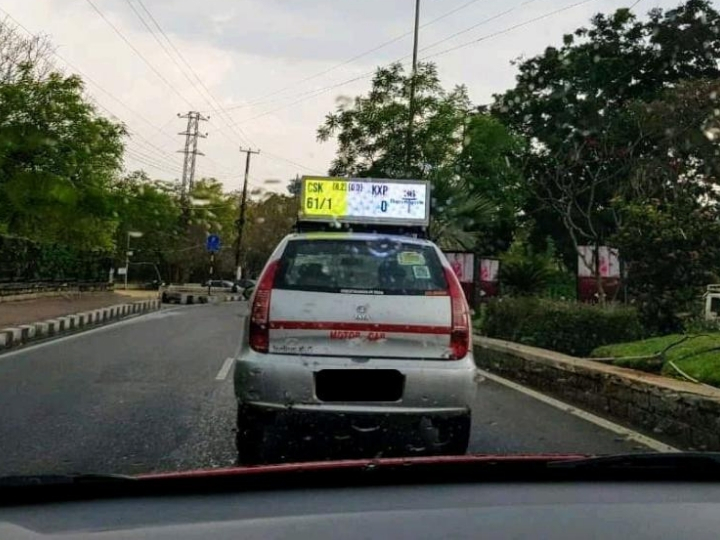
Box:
269, 321, 451, 334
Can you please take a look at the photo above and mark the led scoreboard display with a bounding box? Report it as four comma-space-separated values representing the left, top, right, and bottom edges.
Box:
298, 176, 430, 227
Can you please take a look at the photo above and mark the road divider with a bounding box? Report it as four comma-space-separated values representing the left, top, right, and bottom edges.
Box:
161, 290, 244, 305
474, 335, 720, 452
0, 299, 161, 352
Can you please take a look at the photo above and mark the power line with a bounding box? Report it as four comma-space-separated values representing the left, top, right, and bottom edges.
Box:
124, 150, 181, 176
421, 0, 598, 60
83, 0, 196, 108
117, 0, 322, 175
417, 6, 516, 56
123, 0, 208, 105
225, 68, 378, 129
124, 147, 183, 174
262, 151, 325, 174
218, 0, 488, 113
128, 0, 255, 148
220, 0, 599, 129
128, 1, 319, 175
0, 7, 246, 184
0, 7, 206, 175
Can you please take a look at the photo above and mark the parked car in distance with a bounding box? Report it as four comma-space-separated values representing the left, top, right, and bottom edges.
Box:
236, 278, 256, 300
204, 279, 239, 293
235, 278, 256, 290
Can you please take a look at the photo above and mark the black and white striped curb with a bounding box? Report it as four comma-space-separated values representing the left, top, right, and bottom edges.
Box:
161, 293, 244, 305
0, 299, 161, 351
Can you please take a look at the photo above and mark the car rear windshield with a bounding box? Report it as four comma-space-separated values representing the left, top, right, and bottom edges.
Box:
274, 239, 448, 295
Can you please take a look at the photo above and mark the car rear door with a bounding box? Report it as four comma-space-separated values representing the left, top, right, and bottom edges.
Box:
266, 237, 458, 360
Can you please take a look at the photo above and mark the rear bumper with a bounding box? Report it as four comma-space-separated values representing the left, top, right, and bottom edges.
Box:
233, 351, 476, 416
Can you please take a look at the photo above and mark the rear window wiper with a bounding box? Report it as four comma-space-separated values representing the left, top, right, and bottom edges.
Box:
549, 452, 720, 471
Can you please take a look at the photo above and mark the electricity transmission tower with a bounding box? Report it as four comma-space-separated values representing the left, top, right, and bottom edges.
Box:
177, 111, 209, 206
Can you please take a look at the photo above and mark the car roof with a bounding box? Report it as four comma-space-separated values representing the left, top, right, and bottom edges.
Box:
285, 232, 435, 247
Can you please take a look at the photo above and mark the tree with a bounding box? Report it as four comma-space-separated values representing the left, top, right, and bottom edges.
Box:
456, 113, 526, 254
318, 62, 471, 180
112, 171, 182, 282
318, 62, 519, 251
498, 230, 555, 297
614, 196, 720, 334
0, 19, 125, 250
287, 176, 301, 197
173, 178, 238, 282
494, 0, 720, 268
608, 78, 720, 330
0, 21, 54, 83
242, 192, 298, 277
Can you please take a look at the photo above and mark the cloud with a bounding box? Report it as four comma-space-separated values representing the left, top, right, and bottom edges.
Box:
5, 0, 680, 192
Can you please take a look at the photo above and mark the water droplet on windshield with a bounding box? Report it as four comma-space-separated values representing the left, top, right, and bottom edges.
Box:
352, 424, 380, 433
704, 126, 720, 141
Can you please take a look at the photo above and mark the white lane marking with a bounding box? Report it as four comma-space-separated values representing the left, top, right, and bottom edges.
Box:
215, 357, 234, 381
475, 368, 680, 453
0, 307, 186, 359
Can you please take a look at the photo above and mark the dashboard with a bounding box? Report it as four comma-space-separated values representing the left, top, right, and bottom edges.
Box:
2, 481, 720, 539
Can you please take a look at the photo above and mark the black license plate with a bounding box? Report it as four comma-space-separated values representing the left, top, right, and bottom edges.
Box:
314, 370, 405, 402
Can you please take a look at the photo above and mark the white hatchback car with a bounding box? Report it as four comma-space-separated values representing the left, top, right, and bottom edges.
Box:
234, 232, 476, 463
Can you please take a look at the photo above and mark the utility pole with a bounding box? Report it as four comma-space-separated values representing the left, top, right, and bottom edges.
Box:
177, 111, 209, 222
406, 0, 421, 175
234, 147, 260, 278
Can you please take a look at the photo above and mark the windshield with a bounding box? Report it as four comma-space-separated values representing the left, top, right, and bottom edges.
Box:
274, 239, 448, 294
0, 0, 714, 482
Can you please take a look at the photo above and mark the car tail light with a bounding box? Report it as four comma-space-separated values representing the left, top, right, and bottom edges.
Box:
249, 260, 280, 353
444, 267, 471, 360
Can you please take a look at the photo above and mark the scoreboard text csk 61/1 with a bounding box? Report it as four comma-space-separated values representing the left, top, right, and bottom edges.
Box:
298, 176, 430, 227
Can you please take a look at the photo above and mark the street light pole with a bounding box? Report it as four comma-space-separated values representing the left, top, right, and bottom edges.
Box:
124, 231, 143, 290
411, 0, 420, 73
406, 0, 421, 174
125, 233, 130, 291
235, 147, 260, 279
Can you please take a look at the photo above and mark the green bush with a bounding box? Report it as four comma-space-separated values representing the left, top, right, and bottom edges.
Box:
481, 298, 643, 357
0, 234, 112, 282
543, 271, 576, 300
499, 255, 551, 296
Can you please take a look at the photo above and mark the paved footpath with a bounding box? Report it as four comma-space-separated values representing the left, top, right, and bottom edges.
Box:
0, 291, 159, 328
0, 302, 655, 477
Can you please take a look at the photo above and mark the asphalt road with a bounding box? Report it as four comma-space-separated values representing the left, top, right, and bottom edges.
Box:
0, 302, 651, 477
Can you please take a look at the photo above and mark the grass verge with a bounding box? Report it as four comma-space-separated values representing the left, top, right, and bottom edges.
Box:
591, 334, 720, 387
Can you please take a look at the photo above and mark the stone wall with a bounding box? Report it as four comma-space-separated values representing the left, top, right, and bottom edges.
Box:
474, 336, 720, 451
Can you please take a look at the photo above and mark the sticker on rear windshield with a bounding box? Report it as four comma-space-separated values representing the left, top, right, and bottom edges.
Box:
398, 251, 426, 266
412, 265, 431, 279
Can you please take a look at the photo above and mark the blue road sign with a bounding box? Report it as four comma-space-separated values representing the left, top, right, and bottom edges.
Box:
206, 234, 221, 253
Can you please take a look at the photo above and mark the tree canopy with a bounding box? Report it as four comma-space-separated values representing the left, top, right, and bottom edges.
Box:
318, 62, 523, 251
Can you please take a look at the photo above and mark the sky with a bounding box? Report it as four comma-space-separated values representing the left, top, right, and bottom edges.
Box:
2, 0, 677, 195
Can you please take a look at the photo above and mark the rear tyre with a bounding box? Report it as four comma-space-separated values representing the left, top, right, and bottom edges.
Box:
440, 414, 471, 455
236, 406, 265, 465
